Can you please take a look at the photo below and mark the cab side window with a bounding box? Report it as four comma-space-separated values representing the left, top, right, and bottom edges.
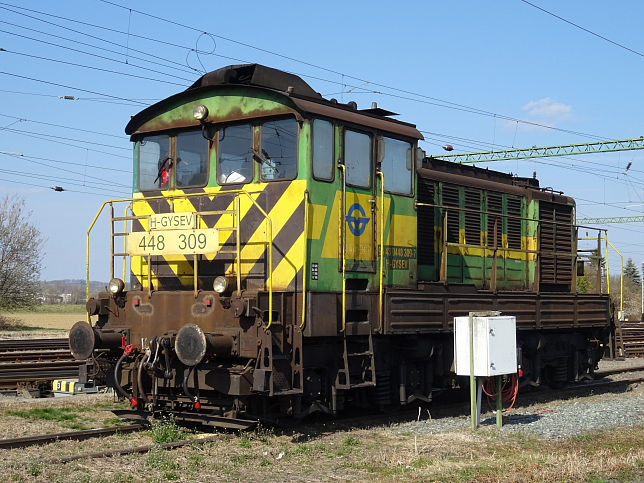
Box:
381, 137, 412, 194
176, 130, 208, 187
139, 134, 170, 191
259, 118, 298, 180
344, 129, 371, 188
218, 124, 253, 184
312, 119, 334, 180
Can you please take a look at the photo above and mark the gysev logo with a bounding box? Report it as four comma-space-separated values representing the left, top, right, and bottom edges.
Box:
345, 203, 370, 236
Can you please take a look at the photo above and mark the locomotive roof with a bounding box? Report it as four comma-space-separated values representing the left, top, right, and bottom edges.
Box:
125, 64, 423, 140
421, 157, 574, 204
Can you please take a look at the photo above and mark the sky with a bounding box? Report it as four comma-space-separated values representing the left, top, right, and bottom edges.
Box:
1, 0, 644, 283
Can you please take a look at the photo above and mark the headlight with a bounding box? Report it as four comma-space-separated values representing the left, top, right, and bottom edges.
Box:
213, 276, 228, 294
108, 278, 125, 295
193, 104, 209, 121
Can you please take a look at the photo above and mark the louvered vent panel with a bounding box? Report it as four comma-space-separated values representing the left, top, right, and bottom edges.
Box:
540, 202, 573, 287
442, 184, 460, 244
507, 196, 522, 249
488, 191, 503, 248
464, 188, 481, 246
417, 177, 435, 265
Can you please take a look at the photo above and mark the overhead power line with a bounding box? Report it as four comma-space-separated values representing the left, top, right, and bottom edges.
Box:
1, 48, 188, 87
28, 0, 605, 142
0, 71, 147, 105
519, 0, 644, 60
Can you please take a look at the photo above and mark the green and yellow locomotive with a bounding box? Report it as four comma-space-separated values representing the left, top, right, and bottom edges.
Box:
69, 64, 611, 424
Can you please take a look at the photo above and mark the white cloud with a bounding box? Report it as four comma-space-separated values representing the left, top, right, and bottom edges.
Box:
522, 97, 572, 122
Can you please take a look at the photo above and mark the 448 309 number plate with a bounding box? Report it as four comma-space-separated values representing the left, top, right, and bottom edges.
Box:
127, 228, 219, 256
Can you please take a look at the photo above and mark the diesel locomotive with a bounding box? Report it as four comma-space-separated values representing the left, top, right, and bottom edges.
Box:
68, 64, 612, 426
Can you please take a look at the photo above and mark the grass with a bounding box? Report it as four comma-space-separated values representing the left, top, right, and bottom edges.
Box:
1, 304, 86, 314
8, 407, 82, 422
0, 315, 33, 331
0, 391, 641, 482
149, 417, 185, 444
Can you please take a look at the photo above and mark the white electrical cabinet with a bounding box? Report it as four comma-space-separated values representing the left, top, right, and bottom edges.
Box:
454, 316, 517, 377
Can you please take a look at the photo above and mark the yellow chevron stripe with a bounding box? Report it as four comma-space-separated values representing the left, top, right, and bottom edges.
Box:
226, 180, 305, 287
272, 231, 305, 288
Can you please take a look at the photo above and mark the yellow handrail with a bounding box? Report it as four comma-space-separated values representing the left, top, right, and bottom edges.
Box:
122, 205, 129, 282
301, 190, 309, 329
579, 235, 623, 315
87, 188, 274, 327
377, 171, 384, 332
337, 163, 346, 332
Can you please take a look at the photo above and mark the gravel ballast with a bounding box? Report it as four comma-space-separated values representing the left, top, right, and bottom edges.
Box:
392, 358, 644, 440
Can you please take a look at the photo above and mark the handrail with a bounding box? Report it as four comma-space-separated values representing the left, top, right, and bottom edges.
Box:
87, 188, 274, 328
377, 171, 384, 333
337, 163, 346, 332
301, 190, 309, 329
236, 190, 273, 328
580, 235, 623, 316
122, 205, 129, 282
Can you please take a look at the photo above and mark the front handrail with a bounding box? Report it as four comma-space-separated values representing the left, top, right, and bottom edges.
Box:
87, 189, 274, 328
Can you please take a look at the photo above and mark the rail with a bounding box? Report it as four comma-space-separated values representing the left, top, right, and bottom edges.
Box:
86, 189, 275, 328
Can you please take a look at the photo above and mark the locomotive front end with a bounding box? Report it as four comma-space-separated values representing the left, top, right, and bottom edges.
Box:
70, 277, 269, 419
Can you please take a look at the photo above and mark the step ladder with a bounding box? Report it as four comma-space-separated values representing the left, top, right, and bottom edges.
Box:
334, 331, 376, 390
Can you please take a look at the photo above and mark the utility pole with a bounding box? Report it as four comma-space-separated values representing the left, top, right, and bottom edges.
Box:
641, 262, 644, 322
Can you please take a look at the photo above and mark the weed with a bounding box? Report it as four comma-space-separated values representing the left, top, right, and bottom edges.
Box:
149, 417, 185, 444
238, 435, 251, 448
66, 422, 90, 430
28, 464, 41, 477
8, 407, 80, 422
162, 472, 178, 480
230, 454, 253, 465
187, 455, 203, 468
293, 444, 312, 456
102, 417, 123, 427
146, 450, 179, 471
343, 435, 359, 447
259, 458, 271, 467
0, 315, 27, 331
252, 423, 275, 444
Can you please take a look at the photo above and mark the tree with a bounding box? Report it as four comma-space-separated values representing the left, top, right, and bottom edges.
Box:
624, 258, 641, 285
0, 197, 43, 308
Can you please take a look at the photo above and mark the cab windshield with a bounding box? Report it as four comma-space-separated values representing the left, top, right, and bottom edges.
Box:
137, 130, 209, 191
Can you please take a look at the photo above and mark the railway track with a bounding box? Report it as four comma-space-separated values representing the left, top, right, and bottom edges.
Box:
0, 423, 146, 450
616, 322, 644, 357
0, 338, 85, 395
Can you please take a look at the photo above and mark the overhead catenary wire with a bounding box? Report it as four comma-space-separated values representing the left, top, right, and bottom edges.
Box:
0, 113, 126, 139
0, 5, 202, 76
0, 152, 131, 188
0, 168, 130, 196
1, 0, 613, 142
1, 48, 189, 87
0, 71, 147, 105
519, 0, 644, 60
0, 176, 125, 196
